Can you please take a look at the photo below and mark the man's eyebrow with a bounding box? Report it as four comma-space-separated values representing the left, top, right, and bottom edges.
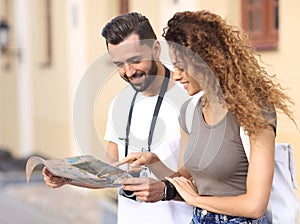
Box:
126, 55, 142, 63
112, 55, 143, 65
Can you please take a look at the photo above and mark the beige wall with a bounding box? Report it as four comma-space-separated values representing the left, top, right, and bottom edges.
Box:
32, 0, 70, 158
85, 0, 119, 61
0, 0, 20, 156
0, 0, 121, 158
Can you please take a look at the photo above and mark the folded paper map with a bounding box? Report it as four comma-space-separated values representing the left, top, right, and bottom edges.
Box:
26, 155, 132, 188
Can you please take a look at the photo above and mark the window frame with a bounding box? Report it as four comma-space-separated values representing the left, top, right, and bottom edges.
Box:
242, 0, 279, 51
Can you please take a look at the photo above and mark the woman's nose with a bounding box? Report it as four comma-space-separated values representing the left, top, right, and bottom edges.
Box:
172, 67, 182, 81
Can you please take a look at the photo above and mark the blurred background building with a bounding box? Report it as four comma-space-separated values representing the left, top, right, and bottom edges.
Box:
0, 0, 299, 223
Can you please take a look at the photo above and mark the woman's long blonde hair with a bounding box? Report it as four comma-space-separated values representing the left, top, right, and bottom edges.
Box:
163, 10, 295, 136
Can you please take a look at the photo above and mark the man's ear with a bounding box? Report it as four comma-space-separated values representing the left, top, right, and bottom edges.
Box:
152, 40, 161, 60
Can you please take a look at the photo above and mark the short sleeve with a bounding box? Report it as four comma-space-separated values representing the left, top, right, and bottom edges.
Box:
178, 99, 192, 134
263, 103, 277, 135
104, 98, 119, 143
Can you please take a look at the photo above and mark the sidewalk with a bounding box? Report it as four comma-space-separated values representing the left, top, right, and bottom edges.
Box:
0, 171, 118, 224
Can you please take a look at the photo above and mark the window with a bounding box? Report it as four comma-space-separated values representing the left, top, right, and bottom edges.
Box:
119, 0, 129, 14
242, 0, 279, 50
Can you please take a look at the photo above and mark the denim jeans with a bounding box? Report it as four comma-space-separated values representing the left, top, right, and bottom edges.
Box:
190, 207, 267, 224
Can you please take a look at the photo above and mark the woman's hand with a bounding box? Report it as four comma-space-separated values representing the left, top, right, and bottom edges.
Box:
115, 151, 160, 169
167, 176, 199, 206
42, 167, 69, 188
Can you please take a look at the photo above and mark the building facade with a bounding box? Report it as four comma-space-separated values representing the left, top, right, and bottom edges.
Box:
0, 0, 299, 210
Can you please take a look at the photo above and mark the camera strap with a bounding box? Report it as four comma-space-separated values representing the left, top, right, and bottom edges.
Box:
124, 66, 170, 156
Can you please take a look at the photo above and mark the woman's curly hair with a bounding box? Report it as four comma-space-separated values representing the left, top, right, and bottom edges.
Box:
163, 10, 295, 136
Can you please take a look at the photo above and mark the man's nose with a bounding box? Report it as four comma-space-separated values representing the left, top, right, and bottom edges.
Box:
122, 63, 136, 77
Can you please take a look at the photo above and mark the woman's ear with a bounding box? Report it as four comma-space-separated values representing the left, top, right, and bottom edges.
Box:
152, 40, 161, 60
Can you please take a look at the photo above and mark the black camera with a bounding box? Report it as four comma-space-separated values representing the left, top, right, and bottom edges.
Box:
119, 188, 137, 201
119, 166, 151, 201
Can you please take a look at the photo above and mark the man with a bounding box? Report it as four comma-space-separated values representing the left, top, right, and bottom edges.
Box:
43, 12, 192, 224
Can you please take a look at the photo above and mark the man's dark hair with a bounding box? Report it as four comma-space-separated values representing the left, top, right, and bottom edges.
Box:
101, 12, 157, 47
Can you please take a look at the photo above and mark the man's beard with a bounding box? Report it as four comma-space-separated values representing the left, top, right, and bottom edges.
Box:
127, 60, 158, 92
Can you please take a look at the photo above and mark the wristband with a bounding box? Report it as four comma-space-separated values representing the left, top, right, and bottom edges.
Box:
161, 179, 177, 201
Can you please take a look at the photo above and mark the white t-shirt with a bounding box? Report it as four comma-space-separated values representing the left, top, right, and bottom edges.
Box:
104, 84, 192, 224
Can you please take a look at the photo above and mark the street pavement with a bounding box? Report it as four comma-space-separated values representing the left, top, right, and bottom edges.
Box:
0, 171, 118, 224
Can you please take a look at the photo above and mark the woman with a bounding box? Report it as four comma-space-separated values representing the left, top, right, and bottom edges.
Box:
119, 10, 295, 223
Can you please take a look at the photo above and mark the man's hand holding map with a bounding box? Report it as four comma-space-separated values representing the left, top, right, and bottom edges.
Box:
26, 155, 132, 188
